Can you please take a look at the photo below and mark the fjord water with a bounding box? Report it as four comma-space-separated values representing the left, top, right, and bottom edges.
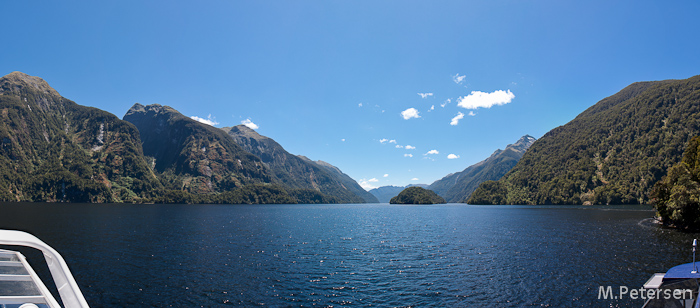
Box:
0, 203, 694, 307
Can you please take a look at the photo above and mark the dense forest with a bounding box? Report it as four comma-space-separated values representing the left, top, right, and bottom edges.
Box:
652, 136, 700, 230
469, 75, 700, 205
390, 187, 446, 204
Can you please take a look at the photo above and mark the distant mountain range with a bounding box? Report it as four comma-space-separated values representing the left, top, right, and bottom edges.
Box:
0, 72, 373, 204
429, 135, 536, 203
469, 75, 700, 205
369, 135, 536, 204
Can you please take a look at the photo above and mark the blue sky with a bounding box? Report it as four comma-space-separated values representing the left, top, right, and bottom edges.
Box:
3, 1, 700, 190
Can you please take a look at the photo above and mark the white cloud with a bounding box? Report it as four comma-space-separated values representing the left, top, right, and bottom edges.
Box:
425, 149, 439, 155
358, 103, 363, 107
452, 74, 466, 84
359, 178, 379, 191
441, 98, 451, 108
450, 112, 465, 126
191, 114, 219, 126
241, 118, 259, 129
404, 154, 413, 157
401, 108, 421, 120
368, 178, 379, 182
411, 178, 419, 181
418, 93, 433, 99
468, 111, 476, 116
457, 90, 515, 109
447, 154, 460, 159
383, 174, 389, 177
379, 138, 389, 144
429, 105, 435, 112
405, 145, 416, 150
396, 145, 404, 149
389, 140, 397, 144
341, 139, 346, 142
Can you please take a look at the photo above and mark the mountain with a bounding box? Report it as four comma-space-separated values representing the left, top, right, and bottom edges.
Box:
300, 157, 379, 203
469, 75, 700, 205
389, 187, 446, 204
0, 72, 161, 202
222, 125, 371, 203
429, 135, 535, 202
124, 104, 273, 194
369, 184, 429, 203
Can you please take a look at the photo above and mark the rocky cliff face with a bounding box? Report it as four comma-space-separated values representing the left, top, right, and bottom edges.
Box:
124, 104, 272, 194
223, 125, 370, 203
0, 72, 161, 202
429, 135, 536, 202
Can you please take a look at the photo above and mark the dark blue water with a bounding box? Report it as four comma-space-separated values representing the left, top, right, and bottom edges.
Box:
0, 203, 695, 307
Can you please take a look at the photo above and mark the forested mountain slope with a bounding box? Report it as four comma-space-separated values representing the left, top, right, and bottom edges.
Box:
0, 72, 161, 202
469, 75, 700, 205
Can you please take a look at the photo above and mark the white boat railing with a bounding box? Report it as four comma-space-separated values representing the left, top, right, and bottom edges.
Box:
0, 230, 89, 308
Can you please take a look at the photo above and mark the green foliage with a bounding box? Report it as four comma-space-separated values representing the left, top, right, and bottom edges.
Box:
390, 187, 446, 204
652, 136, 700, 230
468, 181, 508, 205
470, 75, 700, 205
288, 188, 341, 204
151, 184, 297, 204
0, 73, 162, 203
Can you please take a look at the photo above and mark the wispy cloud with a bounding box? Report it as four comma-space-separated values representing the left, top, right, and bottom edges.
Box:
191, 114, 219, 126
389, 140, 397, 144
469, 111, 476, 116
359, 178, 379, 190
341, 138, 346, 142
425, 149, 439, 155
441, 98, 451, 108
380, 138, 389, 144
450, 112, 465, 126
241, 118, 259, 129
358, 103, 363, 107
411, 178, 419, 181
418, 93, 433, 99
383, 174, 389, 177
453, 74, 466, 84
457, 90, 515, 109
405, 145, 416, 150
429, 105, 435, 112
401, 108, 421, 120
447, 154, 460, 159
396, 145, 404, 149
404, 154, 413, 157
